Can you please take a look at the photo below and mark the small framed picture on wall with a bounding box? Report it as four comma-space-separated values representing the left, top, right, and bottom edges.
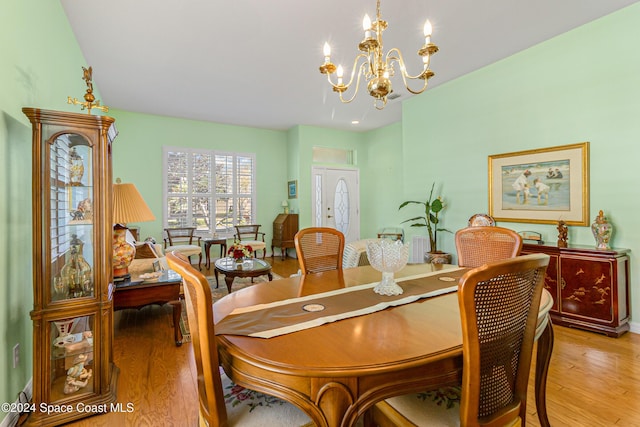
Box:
288, 180, 297, 199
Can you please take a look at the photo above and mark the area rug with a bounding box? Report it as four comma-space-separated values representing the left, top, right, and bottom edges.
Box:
179, 272, 281, 342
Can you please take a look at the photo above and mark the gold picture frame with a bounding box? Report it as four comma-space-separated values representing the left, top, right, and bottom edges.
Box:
488, 142, 589, 225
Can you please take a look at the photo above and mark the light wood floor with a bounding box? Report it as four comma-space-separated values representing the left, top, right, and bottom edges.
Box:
62, 257, 640, 427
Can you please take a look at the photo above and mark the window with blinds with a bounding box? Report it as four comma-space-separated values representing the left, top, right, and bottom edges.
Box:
164, 147, 256, 236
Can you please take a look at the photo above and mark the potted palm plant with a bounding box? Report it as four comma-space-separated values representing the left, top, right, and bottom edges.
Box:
399, 182, 452, 264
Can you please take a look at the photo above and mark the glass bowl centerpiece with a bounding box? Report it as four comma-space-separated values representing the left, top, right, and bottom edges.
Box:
366, 239, 410, 296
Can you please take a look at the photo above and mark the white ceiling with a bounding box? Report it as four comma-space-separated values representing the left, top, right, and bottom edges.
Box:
61, 0, 638, 132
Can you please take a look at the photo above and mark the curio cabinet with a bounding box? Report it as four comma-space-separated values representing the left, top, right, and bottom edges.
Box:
22, 108, 119, 426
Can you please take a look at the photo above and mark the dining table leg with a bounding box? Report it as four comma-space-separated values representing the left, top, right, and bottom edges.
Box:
534, 321, 554, 427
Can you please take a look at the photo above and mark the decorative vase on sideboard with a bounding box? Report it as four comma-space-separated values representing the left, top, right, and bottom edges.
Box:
591, 210, 613, 250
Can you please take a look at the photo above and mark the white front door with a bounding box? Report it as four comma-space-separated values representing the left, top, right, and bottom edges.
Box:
311, 167, 360, 243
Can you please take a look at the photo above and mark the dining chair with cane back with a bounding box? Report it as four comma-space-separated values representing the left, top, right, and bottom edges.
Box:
455, 224, 552, 341
165, 251, 312, 427
234, 224, 266, 259
164, 227, 203, 269
294, 227, 345, 274
370, 253, 550, 427
455, 226, 523, 269
455, 224, 554, 427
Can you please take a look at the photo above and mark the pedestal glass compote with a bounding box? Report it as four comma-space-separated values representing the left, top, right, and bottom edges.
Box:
366, 239, 410, 296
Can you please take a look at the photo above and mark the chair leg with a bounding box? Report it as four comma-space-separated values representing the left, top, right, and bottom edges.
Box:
535, 322, 554, 427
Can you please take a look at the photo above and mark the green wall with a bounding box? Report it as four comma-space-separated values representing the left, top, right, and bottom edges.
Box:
291, 125, 366, 229
2, 1, 640, 422
0, 0, 98, 418
112, 117, 368, 245
397, 4, 640, 323
110, 109, 291, 243
360, 122, 404, 238
285, 127, 302, 216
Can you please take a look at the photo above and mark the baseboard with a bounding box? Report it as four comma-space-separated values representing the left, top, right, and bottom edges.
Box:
629, 320, 640, 335
0, 378, 32, 427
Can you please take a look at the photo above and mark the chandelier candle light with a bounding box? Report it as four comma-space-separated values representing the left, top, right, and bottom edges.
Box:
319, 0, 439, 109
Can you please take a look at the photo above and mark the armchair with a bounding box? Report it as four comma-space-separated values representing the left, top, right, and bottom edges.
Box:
164, 227, 202, 269
234, 224, 266, 259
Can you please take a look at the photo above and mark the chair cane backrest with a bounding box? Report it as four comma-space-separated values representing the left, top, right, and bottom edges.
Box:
166, 252, 228, 426
234, 225, 263, 242
294, 227, 345, 274
456, 226, 523, 268
164, 227, 198, 247
458, 253, 549, 426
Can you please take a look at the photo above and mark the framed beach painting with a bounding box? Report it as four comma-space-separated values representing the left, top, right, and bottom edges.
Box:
488, 142, 589, 225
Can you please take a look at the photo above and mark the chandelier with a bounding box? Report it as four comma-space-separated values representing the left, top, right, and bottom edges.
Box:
319, 0, 439, 110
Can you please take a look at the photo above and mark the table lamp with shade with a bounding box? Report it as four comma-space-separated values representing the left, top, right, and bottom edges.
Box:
281, 200, 289, 214
113, 178, 155, 281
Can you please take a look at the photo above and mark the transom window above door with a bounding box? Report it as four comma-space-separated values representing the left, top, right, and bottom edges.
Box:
163, 147, 256, 236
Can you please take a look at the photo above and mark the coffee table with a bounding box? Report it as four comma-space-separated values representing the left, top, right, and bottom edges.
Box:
113, 269, 183, 346
214, 257, 273, 293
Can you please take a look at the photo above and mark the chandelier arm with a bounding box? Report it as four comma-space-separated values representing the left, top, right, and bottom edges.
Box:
386, 48, 430, 80
403, 75, 429, 95
325, 72, 340, 89
343, 53, 370, 90
324, 53, 369, 90
386, 49, 430, 95
338, 62, 368, 103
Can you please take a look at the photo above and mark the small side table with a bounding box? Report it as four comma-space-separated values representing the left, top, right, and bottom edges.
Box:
113, 270, 183, 346
203, 237, 227, 269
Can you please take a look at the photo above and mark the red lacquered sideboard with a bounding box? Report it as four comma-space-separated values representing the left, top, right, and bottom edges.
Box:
522, 243, 630, 337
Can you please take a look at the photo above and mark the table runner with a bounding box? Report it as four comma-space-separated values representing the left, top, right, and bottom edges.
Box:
215, 267, 467, 339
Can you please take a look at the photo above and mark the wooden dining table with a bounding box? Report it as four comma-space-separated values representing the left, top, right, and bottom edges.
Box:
213, 263, 552, 427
